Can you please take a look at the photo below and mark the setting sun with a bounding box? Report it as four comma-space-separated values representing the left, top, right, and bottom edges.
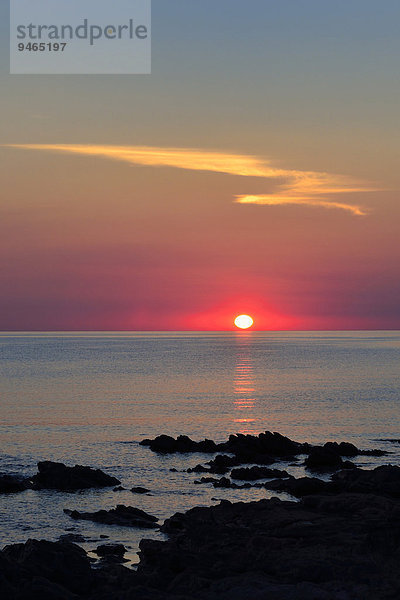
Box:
234, 314, 254, 329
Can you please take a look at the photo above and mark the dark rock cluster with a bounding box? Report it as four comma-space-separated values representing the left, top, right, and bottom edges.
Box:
1, 432, 398, 599
142, 431, 386, 477
2, 470, 400, 598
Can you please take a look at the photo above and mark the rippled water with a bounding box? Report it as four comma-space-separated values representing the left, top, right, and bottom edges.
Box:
0, 331, 399, 563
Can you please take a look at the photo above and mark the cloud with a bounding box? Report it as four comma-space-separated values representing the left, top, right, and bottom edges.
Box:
235, 195, 367, 216
5, 143, 377, 215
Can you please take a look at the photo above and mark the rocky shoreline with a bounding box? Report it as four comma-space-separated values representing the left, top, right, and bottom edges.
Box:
1, 431, 400, 599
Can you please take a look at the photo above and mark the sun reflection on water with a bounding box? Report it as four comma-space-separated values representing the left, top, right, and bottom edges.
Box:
233, 332, 258, 434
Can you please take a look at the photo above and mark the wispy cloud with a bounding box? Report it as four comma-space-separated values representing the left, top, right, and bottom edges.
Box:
5, 143, 378, 216
236, 195, 367, 216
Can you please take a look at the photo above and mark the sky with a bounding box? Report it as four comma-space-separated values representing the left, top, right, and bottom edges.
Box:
1, 0, 400, 330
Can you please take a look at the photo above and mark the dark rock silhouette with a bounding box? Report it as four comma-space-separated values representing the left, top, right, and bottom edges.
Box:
0, 433, 398, 599
305, 447, 345, 470
264, 475, 332, 497
150, 492, 400, 599
0, 474, 31, 493
264, 465, 400, 499
140, 434, 218, 453
94, 544, 127, 563
95, 543, 126, 556
141, 431, 387, 469
323, 441, 359, 456
64, 504, 158, 528
332, 464, 400, 497
32, 461, 120, 490
230, 466, 290, 480
2, 539, 94, 596
131, 486, 150, 494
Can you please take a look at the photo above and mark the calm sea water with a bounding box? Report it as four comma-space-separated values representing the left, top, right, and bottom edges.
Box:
0, 331, 399, 563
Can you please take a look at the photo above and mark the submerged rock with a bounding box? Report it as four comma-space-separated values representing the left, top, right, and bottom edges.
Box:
32, 461, 120, 491
64, 504, 159, 528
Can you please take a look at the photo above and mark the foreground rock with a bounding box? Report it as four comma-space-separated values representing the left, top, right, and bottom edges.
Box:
1, 539, 95, 597
32, 461, 120, 490
332, 464, 400, 497
3, 487, 400, 599
144, 492, 400, 599
64, 504, 159, 528
2, 476, 400, 598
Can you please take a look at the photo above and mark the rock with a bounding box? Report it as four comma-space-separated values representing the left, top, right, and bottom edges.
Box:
264, 476, 332, 497
230, 466, 290, 480
323, 441, 359, 456
305, 447, 344, 471
332, 464, 400, 498
225, 431, 303, 458
359, 448, 388, 456
194, 476, 220, 485
140, 431, 305, 458
131, 486, 150, 494
0, 474, 31, 493
141, 432, 388, 468
187, 464, 210, 473
113, 486, 126, 491
206, 454, 243, 473
31, 461, 120, 490
64, 504, 159, 528
140, 434, 218, 453
146, 492, 400, 598
95, 543, 126, 558
2, 539, 94, 596
194, 476, 251, 489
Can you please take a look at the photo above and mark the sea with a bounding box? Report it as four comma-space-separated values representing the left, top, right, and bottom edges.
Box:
0, 331, 399, 564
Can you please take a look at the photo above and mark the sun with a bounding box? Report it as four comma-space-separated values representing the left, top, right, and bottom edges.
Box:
234, 314, 254, 329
